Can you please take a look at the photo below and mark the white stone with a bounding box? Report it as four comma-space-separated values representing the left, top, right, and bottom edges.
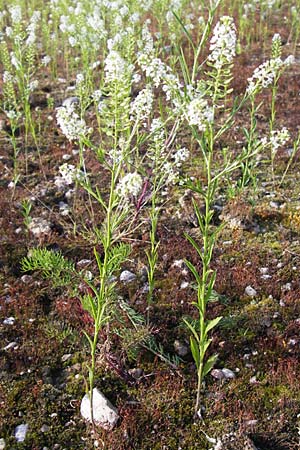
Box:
80, 388, 119, 430
3, 342, 18, 351
120, 270, 136, 283
245, 285, 257, 297
211, 369, 225, 380
222, 368, 236, 379
0, 438, 5, 449
3, 317, 15, 325
173, 340, 189, 357
15, 424, 28, 442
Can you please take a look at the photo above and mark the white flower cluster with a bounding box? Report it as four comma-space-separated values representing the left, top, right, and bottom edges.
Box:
104, 50, 131, 83
41, 55, 51, 66
185, 95, 213, 131
3, 71, 14, 83
28, 80, 38, 92
56, 103, 90, 142
208, 16, 237, 68
270, 127, 290, 153
54, 163, 81, 189
247, 53, 294, 95
26, 11, 41, 46
173, 147, 190, 167
9, 5, 22, 24
130, 86, 154, 121
117, 172, 143, 199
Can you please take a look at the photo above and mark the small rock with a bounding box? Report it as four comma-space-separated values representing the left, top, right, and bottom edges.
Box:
0, 438, 5, 449
211, 369, 225, 380
3, 317, 15, 325
40, 424, 50, 433
21, 275, 32, 284
62, 96, 80, 107
61, 354, 72, 362
77, 259, 92, 267
28, 218, 51, 236
245, 285, 257, 297
171, 259, 185, 268
80, 388, 119, 430
62, 154, 72, 161
15, 424, 28, 442
128, 368, 143, 379
3, 342, 18, 351
120, 270, 136, 283
222, 368, 236, 379
141, 283, 149, 293
249, 376, 259, 385
173, 339, 189, 357
180, 281, 189, 289
282, 282, 292, 291
211, 368, 235, 380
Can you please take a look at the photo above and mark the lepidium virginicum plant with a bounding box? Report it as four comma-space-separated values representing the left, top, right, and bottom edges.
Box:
0, 6, 51, 176
23, 46, 137, 425
171, 14, 272, 417
246, 33, 294, 185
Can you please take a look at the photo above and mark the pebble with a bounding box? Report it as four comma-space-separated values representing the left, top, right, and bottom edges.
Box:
62, 96, 80, 107
41, 424, 50, 433
221, 368, 236, 379
3, 342, 18, 351
28, 218, 51, 236
245, 285, 257, 297
15, 424, 28, 442
128, 368, 143, 379
77, 259, 92, 267
173, 340, 189, 357
120, 270, 136, 283
21, 275, 32, 284
211, 368, 236, 380
59, 202, 70, 216
180, 281, 189, 289
3, 317, 15, 325
80, 388, 119, 430
244, 419, 258, 427
171, 259, 185, 268
61, 354, 72, 362
141, 283, 150, 293
0, 438, 5, 449
211, 369, 225, 380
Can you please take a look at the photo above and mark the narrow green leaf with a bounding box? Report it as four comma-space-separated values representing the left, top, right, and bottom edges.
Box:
82, 331, 94, 351
172, 11, 195, 49
183, 318, 199, 342
190, 336, 200, 369
203, 353, 218, 378
184, 259, 202, 284
204, 316, 222, 337
201, 338, 212, 357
